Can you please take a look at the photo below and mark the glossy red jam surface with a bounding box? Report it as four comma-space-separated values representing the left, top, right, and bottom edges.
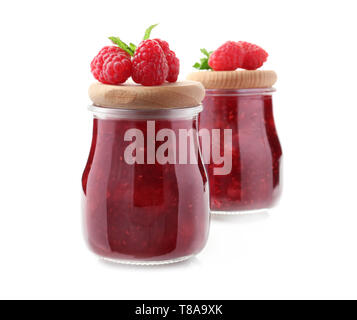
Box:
199, 89, 282, 212
82, 113, 209, 262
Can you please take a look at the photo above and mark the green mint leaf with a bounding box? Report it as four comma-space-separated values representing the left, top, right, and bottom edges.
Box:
109, 37, 134, 56
193, 49, 212, 70
200, 59, 210, 70
143, 24, 159, 40
129, 43, 137, 52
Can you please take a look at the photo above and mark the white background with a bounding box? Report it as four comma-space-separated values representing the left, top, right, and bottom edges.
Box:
0, 0, 356, 300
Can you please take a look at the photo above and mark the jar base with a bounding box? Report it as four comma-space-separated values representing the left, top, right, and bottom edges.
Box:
211, 208, 268, 215
100, 254, 194, 266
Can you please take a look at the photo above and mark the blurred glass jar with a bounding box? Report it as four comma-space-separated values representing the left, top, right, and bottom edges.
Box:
188, 71, 283, 214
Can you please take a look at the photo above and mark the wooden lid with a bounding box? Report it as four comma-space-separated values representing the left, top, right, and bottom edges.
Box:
186, 70, 277, 89
89, 81, 205, 109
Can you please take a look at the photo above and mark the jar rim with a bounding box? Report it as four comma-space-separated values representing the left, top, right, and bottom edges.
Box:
205, 87, 276, 96
89, 105, 203, 120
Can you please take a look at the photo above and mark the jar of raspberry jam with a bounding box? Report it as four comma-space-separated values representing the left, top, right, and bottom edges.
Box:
82, 81, 210, 264
187, 70, 282, 214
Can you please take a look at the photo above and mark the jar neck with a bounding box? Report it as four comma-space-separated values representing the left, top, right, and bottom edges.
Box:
89, 105, 203, 120
205, 88, 276, 97
91, 110, 202, 166
202, 89, 274, 119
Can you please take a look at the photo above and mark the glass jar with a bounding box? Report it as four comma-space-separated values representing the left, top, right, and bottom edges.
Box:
199, 88, 282, 214
82, 104, 210, 265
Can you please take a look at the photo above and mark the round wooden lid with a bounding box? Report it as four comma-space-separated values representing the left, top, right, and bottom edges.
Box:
186, 70, 277, 89
89, 81, 205, 109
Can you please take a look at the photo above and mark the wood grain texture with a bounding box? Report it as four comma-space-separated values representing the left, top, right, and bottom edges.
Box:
186, 70, 277, 89
89, 81, 205, 109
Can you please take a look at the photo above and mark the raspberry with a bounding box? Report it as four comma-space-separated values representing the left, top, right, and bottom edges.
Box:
208, 41, 244, 71
132, 39, 169, 86
165, 51, 180, 82
153, 39, 170, 53
91, 46, 132, 84
237, 41, 268, 70
154, 39, 180, 82
102, 54, 132, 84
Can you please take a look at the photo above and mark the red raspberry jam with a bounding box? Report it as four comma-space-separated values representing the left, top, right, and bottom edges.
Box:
199, 88, 282, 214
82, 106, 210, 264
